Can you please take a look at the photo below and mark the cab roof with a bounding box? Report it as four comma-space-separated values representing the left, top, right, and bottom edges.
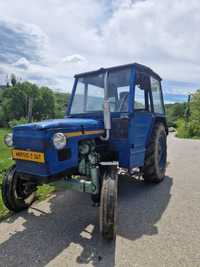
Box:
74, 63, 162, 81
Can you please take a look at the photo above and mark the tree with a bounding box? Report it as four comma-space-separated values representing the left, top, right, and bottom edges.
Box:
1, 83, 27, 122
33, 87, 55, 120
10, 74, 17, 87
54, 92, 69, 118
0, 81, 69, 127
165, 102, 186, 127
176, 90, 200, 138
188, 90, 200, 137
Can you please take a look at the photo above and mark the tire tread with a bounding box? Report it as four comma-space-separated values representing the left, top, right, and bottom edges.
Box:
143, 123, 167, 183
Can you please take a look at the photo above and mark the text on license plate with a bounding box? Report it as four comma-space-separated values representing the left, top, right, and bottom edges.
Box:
12, 149, 45, 163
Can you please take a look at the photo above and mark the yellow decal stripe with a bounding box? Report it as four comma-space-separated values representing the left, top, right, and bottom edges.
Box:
64, 129, 104, 137
84, 130, 105, 135
65, 131, 82, 137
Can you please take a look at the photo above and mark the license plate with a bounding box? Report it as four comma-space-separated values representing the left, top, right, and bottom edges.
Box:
12, 149, 45, 163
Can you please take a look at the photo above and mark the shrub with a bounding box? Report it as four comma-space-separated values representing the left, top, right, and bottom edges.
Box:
176, 118, 190, 138
8, 117, 28, 128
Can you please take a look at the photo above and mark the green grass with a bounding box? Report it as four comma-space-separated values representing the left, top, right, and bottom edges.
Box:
0, 128, 57, 221
0, 128, 13, 170
0, 128, 13, 219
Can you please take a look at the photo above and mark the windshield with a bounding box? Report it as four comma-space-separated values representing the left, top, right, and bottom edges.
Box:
70, 67, 131, 114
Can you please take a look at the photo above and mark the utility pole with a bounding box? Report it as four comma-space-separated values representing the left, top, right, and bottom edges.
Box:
184, 94, 191, 130
28, 97, 33, 123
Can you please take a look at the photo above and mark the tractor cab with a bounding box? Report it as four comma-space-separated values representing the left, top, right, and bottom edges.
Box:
68, 63, 167, 169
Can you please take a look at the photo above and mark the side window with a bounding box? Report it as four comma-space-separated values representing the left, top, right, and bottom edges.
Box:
150, 77, 164, 114
134, 72, 150, 111
134, 85, 145, 109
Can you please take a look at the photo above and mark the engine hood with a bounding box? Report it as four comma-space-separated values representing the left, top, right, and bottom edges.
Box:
14, 118, 104, 132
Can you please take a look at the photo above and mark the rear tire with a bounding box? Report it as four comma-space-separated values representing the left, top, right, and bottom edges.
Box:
100, 166, 118, 241
143, 123, 167, 183
2, 165, 36, 212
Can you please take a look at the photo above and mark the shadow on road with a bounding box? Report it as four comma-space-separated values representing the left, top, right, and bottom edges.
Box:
0, 176, 172, 267
118, 176, 172, 241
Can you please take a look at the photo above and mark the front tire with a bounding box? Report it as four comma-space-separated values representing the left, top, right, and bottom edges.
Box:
100, 165, 118, 241
143, 123, 167, 183
2, 165, 36, 212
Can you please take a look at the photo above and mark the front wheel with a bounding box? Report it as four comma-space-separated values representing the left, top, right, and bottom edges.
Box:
2, 165, 36, 212
143, 123, 167, 183
99, 165, 118, 241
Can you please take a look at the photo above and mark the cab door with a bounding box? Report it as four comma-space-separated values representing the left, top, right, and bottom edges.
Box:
129, 71, 154, 169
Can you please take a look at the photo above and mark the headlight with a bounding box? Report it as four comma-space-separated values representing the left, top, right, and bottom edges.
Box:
4, 133, 13, 147
53, 133, 66, 150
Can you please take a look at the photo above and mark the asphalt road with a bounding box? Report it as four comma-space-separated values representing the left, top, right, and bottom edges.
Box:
0, 133, 200, 267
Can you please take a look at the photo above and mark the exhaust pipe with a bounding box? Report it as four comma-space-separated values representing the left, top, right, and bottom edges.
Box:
100, 71, 111, 141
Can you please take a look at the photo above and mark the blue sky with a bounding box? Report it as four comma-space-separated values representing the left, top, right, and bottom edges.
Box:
0, 0, 200, 103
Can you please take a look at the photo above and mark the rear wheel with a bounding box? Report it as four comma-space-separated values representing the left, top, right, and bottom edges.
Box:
100, 165, 118, 241
2, 165, 36, 212
143, 123, 167, 183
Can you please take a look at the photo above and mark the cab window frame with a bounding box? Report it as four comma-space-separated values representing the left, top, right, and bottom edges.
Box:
150, 76, 165, 115
133, 71, 152, 113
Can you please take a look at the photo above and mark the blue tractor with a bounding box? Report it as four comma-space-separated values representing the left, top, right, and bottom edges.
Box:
3, 63, 167, 240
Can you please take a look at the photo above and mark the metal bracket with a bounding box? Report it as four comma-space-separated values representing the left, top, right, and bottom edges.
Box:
64, 177, 96, 194
100, 161, 119, 166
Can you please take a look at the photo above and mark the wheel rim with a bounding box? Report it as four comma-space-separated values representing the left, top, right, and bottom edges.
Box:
2, 165, 36, 211
158, 133, 166, 171
14, 172, 35, 201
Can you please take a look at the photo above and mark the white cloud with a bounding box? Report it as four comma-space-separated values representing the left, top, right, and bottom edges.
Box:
0, 18, 48, 64
13, 57, 30, 69
0, 0, 200, 93
62, 54, 86, 64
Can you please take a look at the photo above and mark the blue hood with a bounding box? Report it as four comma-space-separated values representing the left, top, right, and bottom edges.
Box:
14, 118, 104, 132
